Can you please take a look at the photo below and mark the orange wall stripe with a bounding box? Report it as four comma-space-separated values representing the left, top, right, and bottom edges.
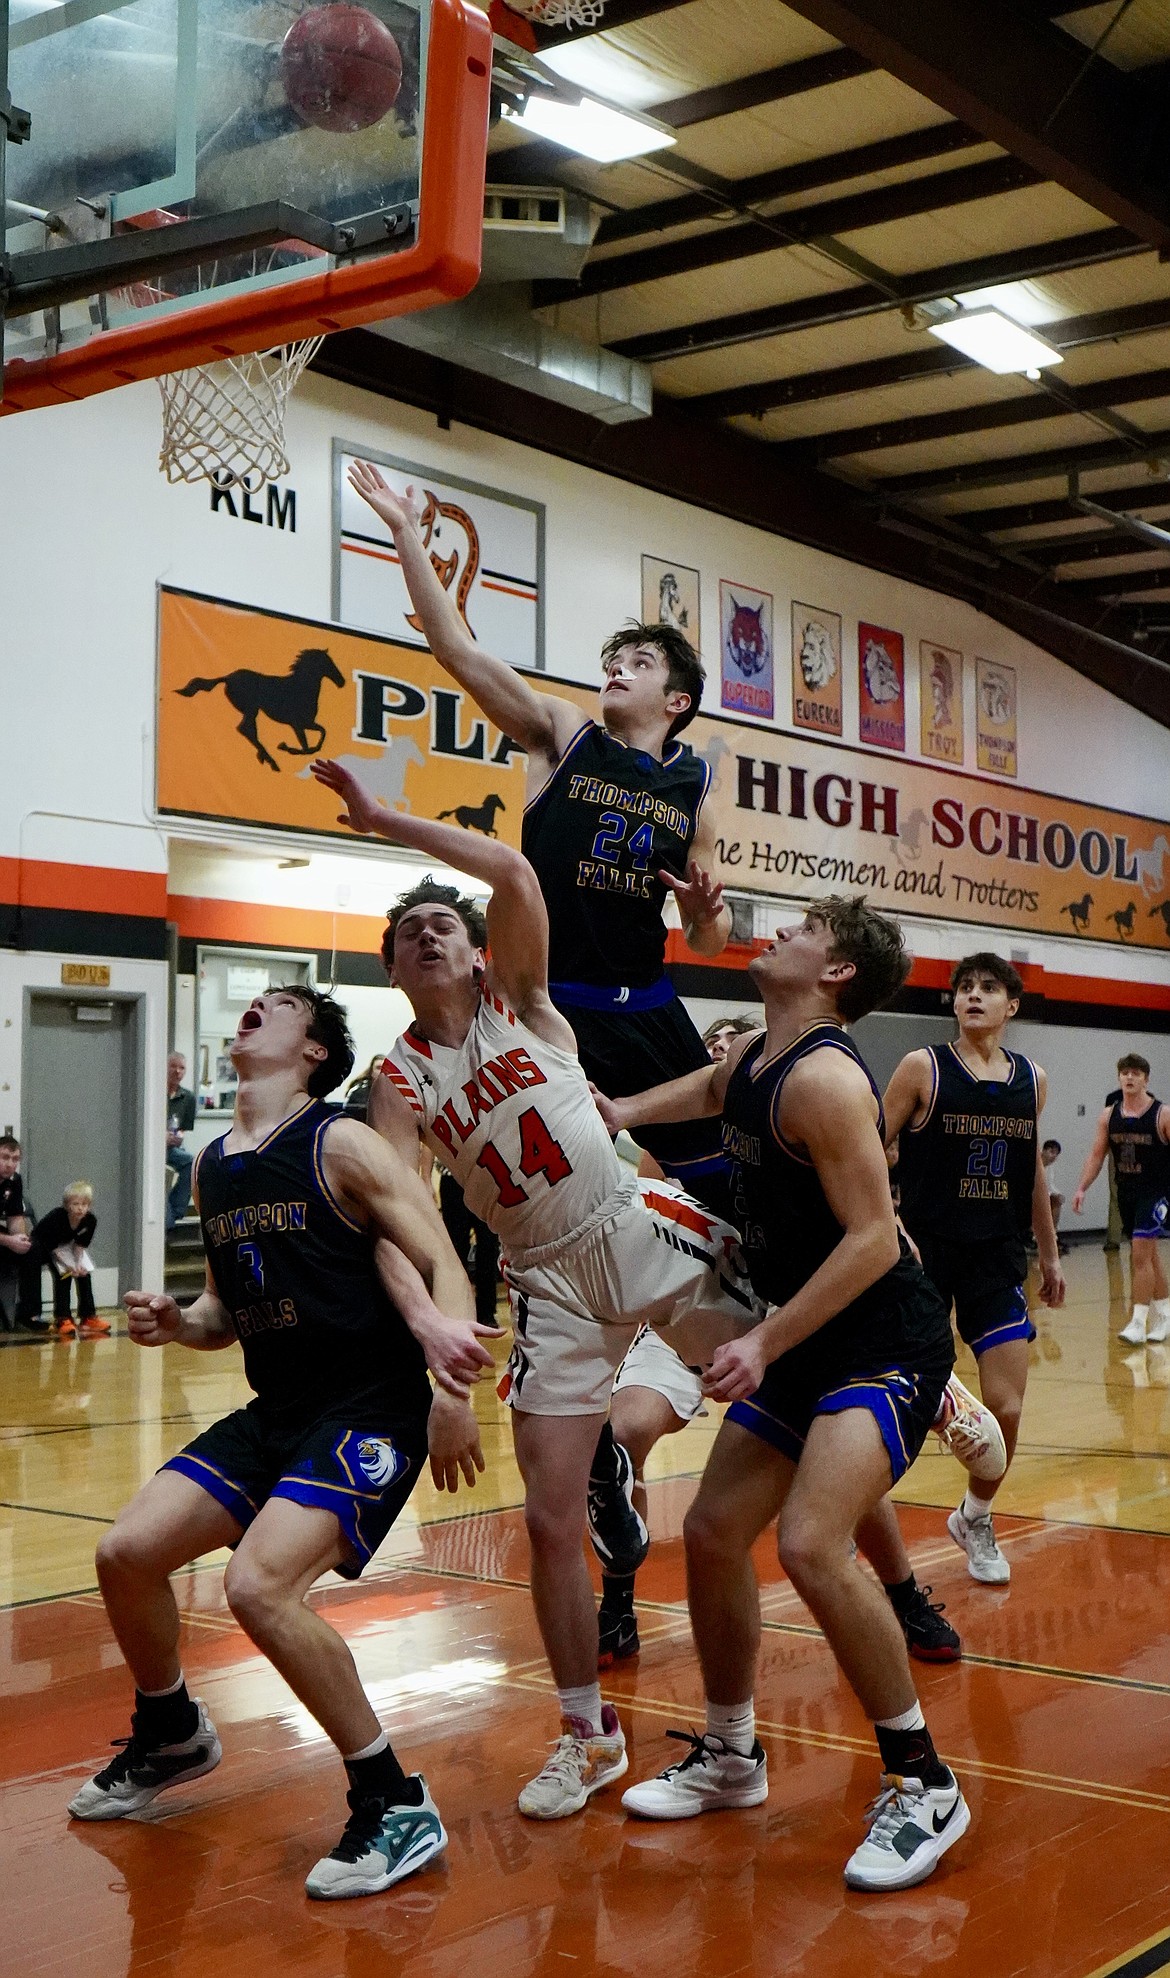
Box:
168, 894, 387, 956
0, 857, 167, 918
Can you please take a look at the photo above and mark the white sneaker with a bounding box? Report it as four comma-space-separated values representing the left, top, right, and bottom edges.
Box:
621, 1730, 768, 1819
1146, 1308, 1170, 1343
1119, 1313, 1148, 1344
67, 1700, 221, 1820
932, 1375, 1007, 1482
518, 1708, 627, 1820
948, 1504, 1011, 1584
844, 1771, 970, 1891
305, 1776, 447, 1899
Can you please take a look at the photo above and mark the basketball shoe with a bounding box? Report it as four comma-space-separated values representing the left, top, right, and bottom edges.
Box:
897, 1584, 961, 1664
948, 1503, 1010, 1583
844, 1771, 970, 1891
56, 1318, 76, 1339
305, 1777, 447, 1899
932, 1375, 1006, 1482
78, 1315, 111, 1339
598, 1606, 640, 1668
518, 1708, 627, 1819
68, 1700, 221, 1819
621, 1730, 768, 1819
587, 1436, 649, 1576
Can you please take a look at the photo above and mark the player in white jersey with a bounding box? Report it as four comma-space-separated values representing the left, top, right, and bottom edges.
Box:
312, 757, 758, 1822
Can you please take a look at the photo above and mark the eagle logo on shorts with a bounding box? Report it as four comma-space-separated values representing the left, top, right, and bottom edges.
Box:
356, 1437, 402, 1488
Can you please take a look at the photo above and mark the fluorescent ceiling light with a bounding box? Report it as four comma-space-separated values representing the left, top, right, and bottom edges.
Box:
539, 40, 668, 112
928, 308, 1064, 375
502, 94, 676, 163
956, 280, 1068, 327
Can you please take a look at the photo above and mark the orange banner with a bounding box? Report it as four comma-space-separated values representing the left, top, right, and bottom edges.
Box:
157, 589, 1170, 956
156, 588, 528, 845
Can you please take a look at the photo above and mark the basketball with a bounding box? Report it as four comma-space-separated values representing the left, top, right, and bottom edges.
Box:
280, 4, 403, 135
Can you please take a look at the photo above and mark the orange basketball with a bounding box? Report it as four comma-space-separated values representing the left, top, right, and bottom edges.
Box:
281, 4, 403, 135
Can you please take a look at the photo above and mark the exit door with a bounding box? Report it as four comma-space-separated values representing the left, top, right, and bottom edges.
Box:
22, 993, 143, 1304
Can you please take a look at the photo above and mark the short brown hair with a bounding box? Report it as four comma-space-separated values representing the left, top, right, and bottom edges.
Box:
702, 1014, 758, 1045
1118, 1052, 1150, 1076
270, 984, 354, 1098
951, 952, 1023, 1000
808, 896, 910, 1022
600, 621, 705, 740
382, 878, 488, 970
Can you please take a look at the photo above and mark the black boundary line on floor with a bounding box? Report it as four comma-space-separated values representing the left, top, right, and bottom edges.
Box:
0, 1411, 220, 1439
1094, 1934, 1170, 1978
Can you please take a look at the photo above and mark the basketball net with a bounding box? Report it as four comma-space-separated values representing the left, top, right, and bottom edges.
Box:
501, 0, 609, 27
157, 338, 324, 489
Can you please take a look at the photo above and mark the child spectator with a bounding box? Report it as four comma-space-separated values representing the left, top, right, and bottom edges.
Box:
0, 1135, 33, 1332
33, 1182, 108, 1339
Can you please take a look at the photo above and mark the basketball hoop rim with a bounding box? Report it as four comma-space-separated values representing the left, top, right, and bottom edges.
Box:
1, 0, 492, 417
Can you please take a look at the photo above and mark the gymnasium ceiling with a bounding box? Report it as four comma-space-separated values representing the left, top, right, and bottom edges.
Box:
317, 0, 1170, 726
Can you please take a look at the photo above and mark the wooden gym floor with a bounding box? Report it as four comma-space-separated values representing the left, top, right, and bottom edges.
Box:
4, 1241, 1170, 1978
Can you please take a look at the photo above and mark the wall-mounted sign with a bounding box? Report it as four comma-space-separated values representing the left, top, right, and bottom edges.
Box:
857, 622, 905, 751
791, 602, 842, 738
156, 588, 529, 844
642, 554, 700, 645
976, 657, 1018, 777
155, 592, 1170, 954
333, 445, 544, 673
720, 581, 774, 720
920, 641, 964, 764
60, 963, 111, 988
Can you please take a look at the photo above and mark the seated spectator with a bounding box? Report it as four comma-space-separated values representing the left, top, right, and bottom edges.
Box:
0, 1135, 35, 1332
33, 1182, 109, 1339
165, 1052, 196, 1232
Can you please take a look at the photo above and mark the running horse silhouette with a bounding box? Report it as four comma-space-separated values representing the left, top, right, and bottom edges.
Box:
1061, 892, 1094, 934
1109, 902, 1137, 941
177, 647, 345, 772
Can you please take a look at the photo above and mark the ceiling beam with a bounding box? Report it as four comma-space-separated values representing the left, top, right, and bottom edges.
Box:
609, 226, 1142, 363
679, 294, 1170, 420
955, 479, 1170, 534
1021, 526, 1170, 568
778, 0, 1170, 250
310, 329, 1170, 725
653, 48, 872, 128
1058, 564, 1170, 599
593, 122, 980, 246
877, 424, 1170, 499
537, 156, 1040, 304
775, 364, 1170, 465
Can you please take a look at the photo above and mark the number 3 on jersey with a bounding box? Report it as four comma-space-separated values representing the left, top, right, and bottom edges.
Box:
476, 1106, 574, 1207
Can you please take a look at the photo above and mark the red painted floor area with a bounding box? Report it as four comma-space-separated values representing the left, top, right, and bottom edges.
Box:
6, 1497, 1170, 1977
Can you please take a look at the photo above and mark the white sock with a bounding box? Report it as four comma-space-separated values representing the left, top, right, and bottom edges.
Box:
1154, 1300, 1170, 1319
962, 1489, 992, 1524
344, 1731, 388, 1764
557, 1682, 604, 1734
1132, 1304, 1150, 1325
706, 1698, 755, 1756
137, 1672, 186, 1699
875, 1701, 925, 1734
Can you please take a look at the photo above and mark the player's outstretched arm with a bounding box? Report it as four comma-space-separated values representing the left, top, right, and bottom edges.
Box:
704, 1054, 900, 1403
881, 1049, 934, 1145
322, 1117, 504, 1384
313, 760, 553, 1015
347, 461, 579, 763
664, 807, 731, 958
596, 1026, 755, 1137
1072, 1109, 1112, 1212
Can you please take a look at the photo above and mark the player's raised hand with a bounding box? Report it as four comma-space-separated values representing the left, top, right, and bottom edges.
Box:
659, 860, 725, 929
347, 460, 422, 536
414, 1308, 505, 1398
311, 758, 386, 836
702, 1328, 767, 1405
124, 1290, 182, 1347
427, 1389, 487, 1492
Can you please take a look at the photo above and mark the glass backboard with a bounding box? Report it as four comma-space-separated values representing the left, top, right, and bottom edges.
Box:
2, 0, 491, 409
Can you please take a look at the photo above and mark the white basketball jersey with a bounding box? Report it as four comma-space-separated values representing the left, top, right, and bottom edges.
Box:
382, 986, 627, 1253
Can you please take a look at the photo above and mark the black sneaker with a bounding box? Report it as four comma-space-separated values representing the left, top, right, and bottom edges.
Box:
897, 1584, 961, 1664
67, 1700, 221, 1819
587, 1437, 649, 1576
598, 1607, 640, 1669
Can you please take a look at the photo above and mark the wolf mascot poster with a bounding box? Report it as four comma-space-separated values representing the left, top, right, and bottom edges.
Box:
720, 581, 774, 720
